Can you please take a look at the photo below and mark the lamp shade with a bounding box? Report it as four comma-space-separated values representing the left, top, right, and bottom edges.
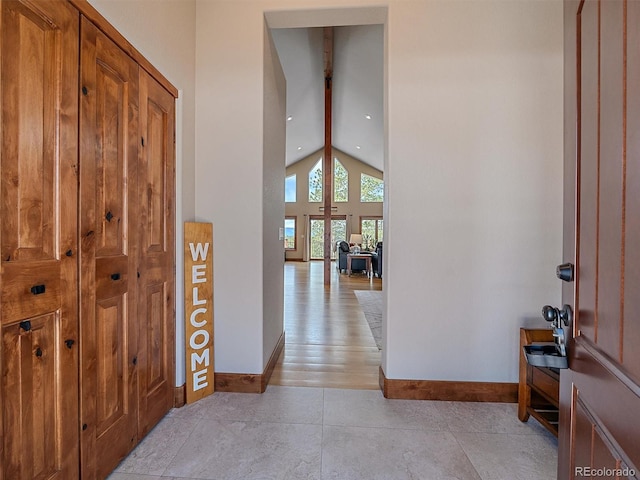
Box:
349, 234, 363, 245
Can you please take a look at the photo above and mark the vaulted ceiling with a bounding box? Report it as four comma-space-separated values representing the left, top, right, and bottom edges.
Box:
271, 24, 384, 171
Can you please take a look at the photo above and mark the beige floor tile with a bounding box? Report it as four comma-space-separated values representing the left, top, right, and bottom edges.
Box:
107, 474, 170, 480
454, 431, 558, 480
443, 401, 550, 435
322, 425, 482, 480
108, 475, 193, 480
163, 419, 322, 480
113, 415, 200, 476
168, 385, 324, 425
323, 388, 449, 431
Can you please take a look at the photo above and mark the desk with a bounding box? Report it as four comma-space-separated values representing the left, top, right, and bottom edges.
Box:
347, 253, 372, 278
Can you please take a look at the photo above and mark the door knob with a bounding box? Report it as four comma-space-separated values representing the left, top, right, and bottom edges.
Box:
542, 304, 572, 358
542, 304, 572, 326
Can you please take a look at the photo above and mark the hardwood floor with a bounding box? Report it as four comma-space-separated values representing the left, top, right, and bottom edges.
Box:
270, 261, 382, 389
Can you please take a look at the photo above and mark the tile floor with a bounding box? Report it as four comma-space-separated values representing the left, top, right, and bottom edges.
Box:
108, 386, 558, 480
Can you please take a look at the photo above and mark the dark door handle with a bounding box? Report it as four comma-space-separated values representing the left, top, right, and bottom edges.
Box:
556, 263, 574, 282
111, 273, 120, 281
31, 284, 46, 295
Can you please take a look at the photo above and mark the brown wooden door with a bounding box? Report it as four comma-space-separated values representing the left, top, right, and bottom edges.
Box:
79, 17, 139, 479
137, 69, 176, 438
560, 1, 640, 478
0, 1, 80, 478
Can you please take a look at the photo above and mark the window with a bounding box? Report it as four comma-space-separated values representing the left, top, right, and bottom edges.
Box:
308, 159, 322, 202
360, 173, 384, 202
285, 174, 296, 202
284, 217, 296, 250
334, 158, 348, 202
361, 217, 383, 250
309, 217, 346, 260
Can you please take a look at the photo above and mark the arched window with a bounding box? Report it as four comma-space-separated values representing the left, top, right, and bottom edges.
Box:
360, 173, 384, 202
334, 158, 348, 202
308, 158, 322, 202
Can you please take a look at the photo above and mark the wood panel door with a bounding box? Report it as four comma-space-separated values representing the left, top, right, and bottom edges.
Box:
137, 69, 176, 438
560, 1, 640, 478
0, 1, 80, 478
79, 17, 139, 479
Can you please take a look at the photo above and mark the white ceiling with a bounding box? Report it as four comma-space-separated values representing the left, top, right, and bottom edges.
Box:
271, 25, 384, 171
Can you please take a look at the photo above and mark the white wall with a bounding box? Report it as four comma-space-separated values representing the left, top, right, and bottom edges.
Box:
385, 0, 563, 381
89, 0, 197, 385
195, 1, 265, 373
262, 25, 286, 367
196, 0, 563, 382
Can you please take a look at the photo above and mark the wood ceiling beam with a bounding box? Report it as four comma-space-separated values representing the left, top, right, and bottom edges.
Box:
324, 27, 334, 79
323, 27, 334, 285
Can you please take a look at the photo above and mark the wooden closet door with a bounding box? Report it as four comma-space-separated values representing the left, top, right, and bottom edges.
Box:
137, 70, 176, 438
0, 1, 79, 478
79, 17, 139, 479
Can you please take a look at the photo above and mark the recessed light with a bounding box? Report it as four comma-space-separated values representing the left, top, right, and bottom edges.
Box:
364, 114, 372, 120
286, 115, 293, 121
297, 146, 303, 151
356, 145, 361, 150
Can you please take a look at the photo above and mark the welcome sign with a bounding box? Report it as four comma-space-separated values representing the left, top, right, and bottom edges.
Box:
184, 222, 214, 403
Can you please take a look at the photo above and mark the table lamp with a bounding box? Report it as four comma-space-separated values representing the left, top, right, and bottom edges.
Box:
349, 234, 363, 253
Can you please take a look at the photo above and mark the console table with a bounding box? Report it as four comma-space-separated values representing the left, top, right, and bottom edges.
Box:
347, 253, 372, 278
518, 328, 560, 437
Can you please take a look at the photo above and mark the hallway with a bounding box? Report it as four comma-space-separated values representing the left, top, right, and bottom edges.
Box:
270, 261, 382, 389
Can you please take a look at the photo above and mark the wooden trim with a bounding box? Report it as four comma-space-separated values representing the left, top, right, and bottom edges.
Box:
215, 373, 262, 393
67, 0, 179, 98
620, 0, 628, 364
215, 332, 285, 394
284, 257, 305, 262
559, 3, 583, 478
379, 367, 518, 403
378, 366, 386, 392
174, 385, 186, 408
309, 215, 347, 220
261, 332, 286, 391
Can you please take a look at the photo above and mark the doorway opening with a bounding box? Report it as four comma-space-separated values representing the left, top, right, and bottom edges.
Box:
264, 7, 388, 390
